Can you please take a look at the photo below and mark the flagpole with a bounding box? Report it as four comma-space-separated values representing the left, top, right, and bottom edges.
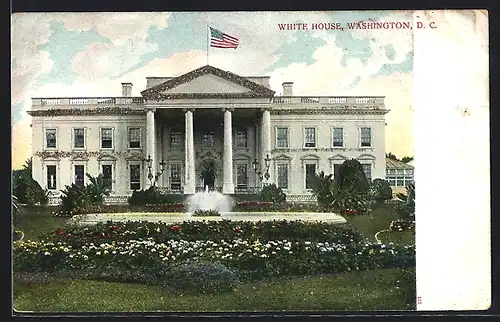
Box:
206, 25, 209, 66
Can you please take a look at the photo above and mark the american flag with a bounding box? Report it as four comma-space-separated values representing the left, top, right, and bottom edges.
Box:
209, 26, 239, 49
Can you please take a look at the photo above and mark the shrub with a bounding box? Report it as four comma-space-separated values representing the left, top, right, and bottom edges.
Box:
162, 260, 239, 295
59, 183, 94, 216
128, 187, 172, 206
310, 171, 335, 210
24, 179, 45, 206
86, 174, 110, 204
192, 209, 221, 217
369, 179, 393, 203
334, 159, 370, 195
395, 268, 416, 309
394, 182, 415, 219
260, 184, 286, 203
389, 219, 415, 232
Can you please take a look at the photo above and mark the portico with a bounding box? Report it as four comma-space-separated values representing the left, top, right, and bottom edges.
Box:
144, 106, 272, 195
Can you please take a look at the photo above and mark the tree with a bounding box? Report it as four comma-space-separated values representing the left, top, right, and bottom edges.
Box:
386, 153, 398, 161
401, 156, 414, 163
334, 159, 370, 195
310, 171, 335, 209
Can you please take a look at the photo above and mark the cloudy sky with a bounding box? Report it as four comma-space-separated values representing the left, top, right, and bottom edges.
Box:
11, 11, 416, 169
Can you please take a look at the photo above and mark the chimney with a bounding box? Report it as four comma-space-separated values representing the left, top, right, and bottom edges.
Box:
282, 82, 293, 96
121, 82, 133, 97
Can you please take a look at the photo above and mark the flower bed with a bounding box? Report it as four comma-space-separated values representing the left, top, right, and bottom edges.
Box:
13, 238, 415, 281
389, 219, 415, 232
53, 202, 327, 215
43, 220, 366, 247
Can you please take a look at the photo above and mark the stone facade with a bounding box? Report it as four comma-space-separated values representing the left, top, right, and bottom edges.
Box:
29, 65, 389, 203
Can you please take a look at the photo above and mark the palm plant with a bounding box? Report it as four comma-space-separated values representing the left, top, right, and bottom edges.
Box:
86, 173, 111, 204
310, 171, 335, 209
12, 195, 21, 217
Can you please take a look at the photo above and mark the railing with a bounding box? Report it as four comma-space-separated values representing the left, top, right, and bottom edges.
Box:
195, 186, 262, 194
272, 96, 384, 105
157, 187, 184, 195
32, 97, 145, 107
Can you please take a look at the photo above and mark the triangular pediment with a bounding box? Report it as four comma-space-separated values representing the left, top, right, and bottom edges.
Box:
141, 65, 275, 100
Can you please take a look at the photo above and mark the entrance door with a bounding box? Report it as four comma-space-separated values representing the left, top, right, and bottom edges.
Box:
236, 163, 248, 191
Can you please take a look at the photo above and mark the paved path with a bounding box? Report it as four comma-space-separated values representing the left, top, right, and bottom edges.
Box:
70, 212, 347, 225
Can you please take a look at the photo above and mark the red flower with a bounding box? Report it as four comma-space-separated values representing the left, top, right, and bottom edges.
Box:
171, 225, 181, 231
55, 229, 64, 236
234, 226, 242, 233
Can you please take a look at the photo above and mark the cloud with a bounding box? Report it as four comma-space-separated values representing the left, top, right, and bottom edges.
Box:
11, 14, 54, 105
59, 13, 170, 80
48, 12, 170, 46
71, 40, 158, 80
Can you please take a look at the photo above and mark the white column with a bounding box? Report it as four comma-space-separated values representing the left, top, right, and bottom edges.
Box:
261, 108, 272, 184
184, 109, 196, 194
146, 108, 156, 189
223, 108, 235, 194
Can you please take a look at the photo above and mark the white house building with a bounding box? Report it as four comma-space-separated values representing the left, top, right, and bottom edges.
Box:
28, 65, 389, 204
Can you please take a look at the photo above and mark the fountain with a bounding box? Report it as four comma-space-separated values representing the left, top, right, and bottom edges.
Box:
185, 186, 233, 214
72, 186, 347, 225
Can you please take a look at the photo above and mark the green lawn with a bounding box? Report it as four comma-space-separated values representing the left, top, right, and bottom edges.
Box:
344, 202, 414, 243
13, 268, 414, 312
14, 206, 68, 241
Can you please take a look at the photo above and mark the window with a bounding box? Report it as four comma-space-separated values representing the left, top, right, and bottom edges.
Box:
74, 165, 85, 189
101, 128, 113, 149
129, 164, 141, 190
386, 168, 414, 187
46, 165, 57, 190
236, 164, 248, 190
129, 128, 141, 149
332, 127, 344, 147
305, 163, 317, 189
362, 164, 372, 181
235, 128, 248, 148
304, 127, 317, 148
360, 127, 372, 147
276, 163, 289, 189
170, 164, 182, 190
73, 128, 85, 149
102, 164, 113, 190
170, 130, 181, 148
276, 127, 289, 148
203, 132, 215, 149
45, 129, 57, 149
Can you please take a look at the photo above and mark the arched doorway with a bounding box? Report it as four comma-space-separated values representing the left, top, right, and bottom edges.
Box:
200, 159, 217, 191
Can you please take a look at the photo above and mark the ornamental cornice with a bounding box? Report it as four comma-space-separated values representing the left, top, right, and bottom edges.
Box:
27, 107, 146, 117
270, 108, 390, 115
35, 150, 146, 160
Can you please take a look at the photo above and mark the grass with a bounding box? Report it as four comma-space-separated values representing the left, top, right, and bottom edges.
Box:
343, 202, 414, 243
13, 268, 414, 312
14, 206, 68, 241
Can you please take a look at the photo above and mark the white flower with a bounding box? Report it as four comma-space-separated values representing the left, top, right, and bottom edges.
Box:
44, 251, 51, 256
96, 251, 101, 255
260, 254, 267, 258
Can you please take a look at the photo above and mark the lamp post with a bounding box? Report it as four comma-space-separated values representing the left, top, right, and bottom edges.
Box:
252, 153, 271, 187
145, 155, 166, 188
